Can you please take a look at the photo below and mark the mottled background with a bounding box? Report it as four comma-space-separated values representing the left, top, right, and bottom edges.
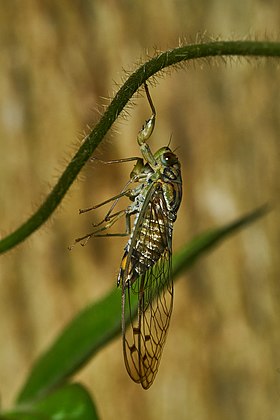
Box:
1, 1, 280, 419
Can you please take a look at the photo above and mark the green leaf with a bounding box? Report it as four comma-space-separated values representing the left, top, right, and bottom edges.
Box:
17, 205, 268, 404
2, 383, 99, 420
172, 204, 269, 277
17, 288, 121, 404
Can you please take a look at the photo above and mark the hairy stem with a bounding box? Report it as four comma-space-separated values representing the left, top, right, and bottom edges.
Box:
1, 40, 280, 254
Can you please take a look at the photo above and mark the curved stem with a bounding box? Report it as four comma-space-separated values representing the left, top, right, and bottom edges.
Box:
1, 40, 280, 254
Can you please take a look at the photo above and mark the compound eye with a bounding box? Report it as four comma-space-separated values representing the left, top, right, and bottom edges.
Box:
161, 151, 177, 166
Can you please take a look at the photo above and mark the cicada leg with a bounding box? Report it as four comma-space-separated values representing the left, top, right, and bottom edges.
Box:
70, 170, 144, 249
79, 188, 133, 215
90, 156, 141, 165
70, 208, 133, 248
137, 83, 157, 169
81, 156, 147, 217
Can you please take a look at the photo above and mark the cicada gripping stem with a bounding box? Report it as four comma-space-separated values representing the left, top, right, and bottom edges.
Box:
70, 82, 182, 389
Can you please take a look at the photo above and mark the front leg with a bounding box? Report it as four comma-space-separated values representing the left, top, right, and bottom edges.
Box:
137, 83, 157, 168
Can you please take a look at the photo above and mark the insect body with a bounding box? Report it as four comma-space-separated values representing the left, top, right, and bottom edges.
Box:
73, 83, 182, 389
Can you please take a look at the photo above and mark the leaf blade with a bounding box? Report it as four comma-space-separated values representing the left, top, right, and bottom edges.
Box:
17, 205, 269, 404
3, 383, 99, 420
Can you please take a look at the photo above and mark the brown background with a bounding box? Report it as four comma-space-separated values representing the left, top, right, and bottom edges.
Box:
1, 1, 280, 419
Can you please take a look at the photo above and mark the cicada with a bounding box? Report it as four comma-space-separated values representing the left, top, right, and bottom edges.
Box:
72, 83, 182, 389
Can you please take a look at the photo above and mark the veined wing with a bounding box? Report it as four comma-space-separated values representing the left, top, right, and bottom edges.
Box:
121, 182, 174, 389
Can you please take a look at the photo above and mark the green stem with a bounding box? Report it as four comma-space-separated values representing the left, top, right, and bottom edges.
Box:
1, 40, 280, 254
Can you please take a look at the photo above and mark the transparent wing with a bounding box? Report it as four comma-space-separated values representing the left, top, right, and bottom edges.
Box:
121, 189, 174, 389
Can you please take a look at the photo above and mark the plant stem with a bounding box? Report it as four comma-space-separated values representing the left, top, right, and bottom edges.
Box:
0, 40, 279, 254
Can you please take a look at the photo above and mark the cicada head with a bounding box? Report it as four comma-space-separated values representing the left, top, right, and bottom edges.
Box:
154, 146, 179, 166
153, 147, 181, 183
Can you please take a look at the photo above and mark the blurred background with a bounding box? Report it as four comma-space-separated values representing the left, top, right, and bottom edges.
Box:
1, 1, 280, 419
